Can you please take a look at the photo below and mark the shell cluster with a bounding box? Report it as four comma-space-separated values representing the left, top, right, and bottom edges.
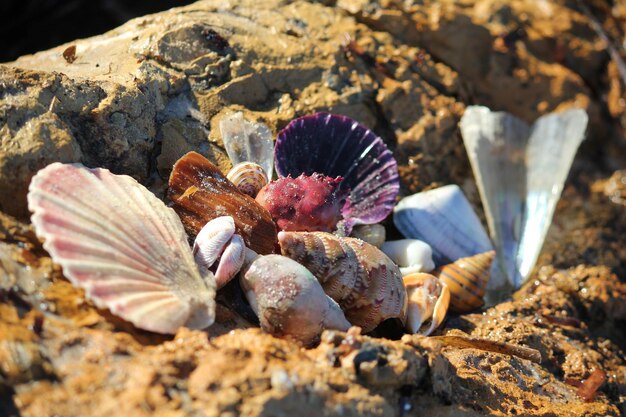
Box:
277, 231, 407, 332
25, 107, 585, 343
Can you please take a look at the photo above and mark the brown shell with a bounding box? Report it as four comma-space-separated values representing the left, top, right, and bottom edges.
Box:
226, 162, 268, 198
278, 231, 407, 332
435, 250, 495, 313
168, 152, 278, 254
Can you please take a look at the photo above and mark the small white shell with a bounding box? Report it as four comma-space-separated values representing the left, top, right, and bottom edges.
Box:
393, 184, 493, 266
27, 163, 215, 334
381, 239, 435, 276
403, 273, 450, 336
226, 162, 268, 197
349, 224, 386, 248
193, 216, 246, 289
193, 216, 236, 269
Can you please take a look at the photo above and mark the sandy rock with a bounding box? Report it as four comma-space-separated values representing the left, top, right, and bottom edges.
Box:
443, 265, 625, 416
431, 348, 616, 416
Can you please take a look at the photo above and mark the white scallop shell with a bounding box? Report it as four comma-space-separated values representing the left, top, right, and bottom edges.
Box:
461, 106, 587, 291
393, 185, 493, 266
27, 163, 215, 334
381, 239, 435, 276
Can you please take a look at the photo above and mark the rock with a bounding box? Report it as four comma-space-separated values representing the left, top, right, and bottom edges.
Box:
443, 265, 625, 416
431, 349, 616, 416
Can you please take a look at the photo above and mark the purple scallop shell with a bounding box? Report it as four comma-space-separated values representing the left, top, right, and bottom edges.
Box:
274, 113, 399, 234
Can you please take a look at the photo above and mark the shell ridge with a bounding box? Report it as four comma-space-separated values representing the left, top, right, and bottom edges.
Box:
31, 207, 162, 271
41, 232, 171, 281
101, 171, 200, 281
30, 173, 169, 270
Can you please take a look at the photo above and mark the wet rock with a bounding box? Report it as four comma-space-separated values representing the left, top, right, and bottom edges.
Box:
431, 349, 616, 416
319, 328, 428, 389
443, 265, 625, 416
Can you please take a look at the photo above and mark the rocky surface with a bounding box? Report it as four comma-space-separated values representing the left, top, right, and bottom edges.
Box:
1, 0, 625, 416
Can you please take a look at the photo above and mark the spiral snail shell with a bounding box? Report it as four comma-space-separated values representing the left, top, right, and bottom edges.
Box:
226, 162, 268, 198
435, 250, 495, 313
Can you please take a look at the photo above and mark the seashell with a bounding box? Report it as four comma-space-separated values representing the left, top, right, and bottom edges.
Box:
461, 106, 588, 291
381, 239, 435, 276
349, 224, 386, 248
168, 152, 278, 255
277, 231, 407, 332
274, 113, 399, 234
393, 184, 493, 266
240, 254, 351, 345
220, 112, 274, 181
28, 162, 215, 334
255, 173, 348, 232
226, 162, 268, 197
193, 216, 246, 289
403, 273, 450, 336
435, 251, 495, 313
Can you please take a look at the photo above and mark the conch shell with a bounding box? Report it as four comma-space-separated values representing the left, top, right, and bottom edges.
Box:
168, 152, 277, 254
240, 254, 351, 345
277, 231, 407, 332
435, 251, 495, 313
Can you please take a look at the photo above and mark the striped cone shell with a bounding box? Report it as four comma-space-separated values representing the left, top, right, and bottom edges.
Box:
278, 231, 407, 332
435, 251, 495, 313
226, 162, 268, 198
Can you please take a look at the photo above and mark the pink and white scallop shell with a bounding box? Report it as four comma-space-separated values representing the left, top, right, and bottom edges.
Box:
27, 162, 216, 334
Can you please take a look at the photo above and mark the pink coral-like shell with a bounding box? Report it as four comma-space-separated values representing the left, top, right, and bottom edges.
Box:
274, 113, 399, 234
27, 163, 215, 334
277, 231, 407, 332
255, 173, 347, 232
